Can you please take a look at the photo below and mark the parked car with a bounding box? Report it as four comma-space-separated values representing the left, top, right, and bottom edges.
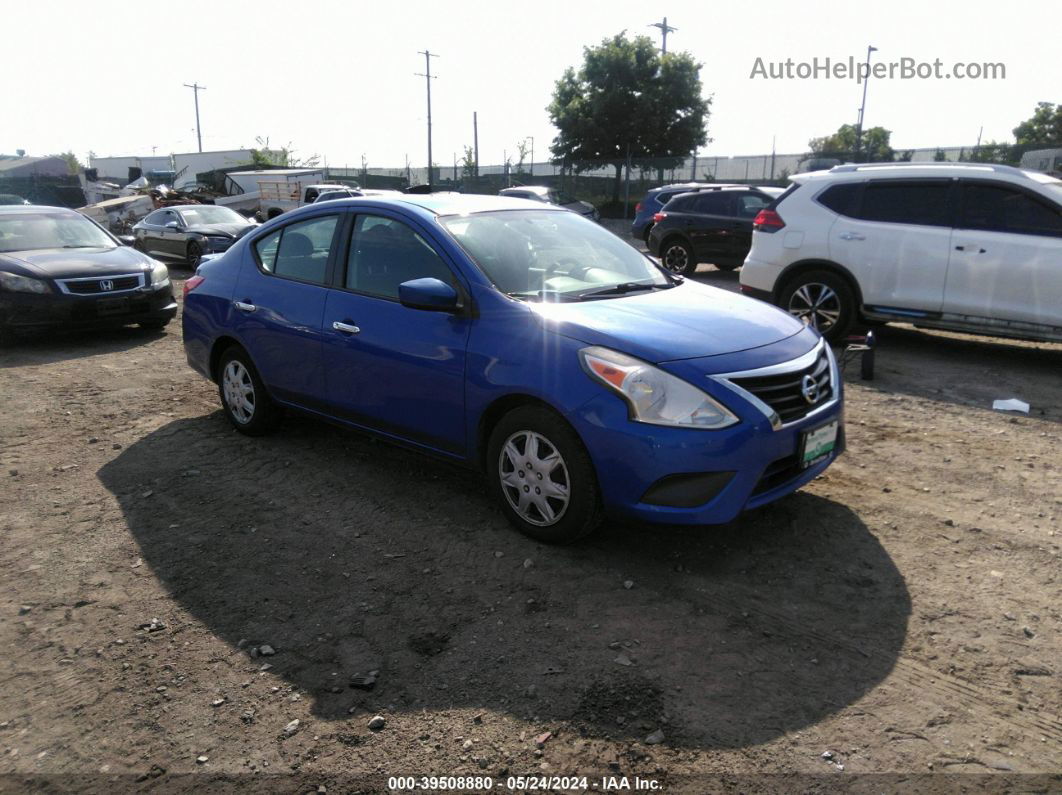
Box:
315, 188, 403, 203
0, 194, 30, 206
132, 204, 257, 265
0, 205, 176, 341
647, 186, 776, 275
1019, 147, 1062, 175
498, 186, 600, 220
740, 163, 1062, 343
183, 194, 843, 543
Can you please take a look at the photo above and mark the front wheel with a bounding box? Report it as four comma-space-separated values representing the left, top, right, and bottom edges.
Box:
217, 347, 281, 436
660, 238, 697, 276
186, 241, 202, 267
778, 269, 855, 343
487, 406, 603, 544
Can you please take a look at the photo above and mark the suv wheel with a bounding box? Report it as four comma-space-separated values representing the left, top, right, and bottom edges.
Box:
487, 406, 603, 544
661, 238, 697, 276
778, 270, 855, 342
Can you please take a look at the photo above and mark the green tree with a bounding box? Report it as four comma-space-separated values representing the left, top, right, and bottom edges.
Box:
55, 151, 82, 175
547, 32, 711, 201
248, 136, 320, 169
459, 145, 477, 179
968, 140, 1015, 164
809, 124, 894, 162
1013, 102, 1062, 146
933, 148, 947, 162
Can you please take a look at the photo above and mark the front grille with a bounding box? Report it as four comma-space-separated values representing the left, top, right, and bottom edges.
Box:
59, 273, 143, 295
728, 349, 833, 425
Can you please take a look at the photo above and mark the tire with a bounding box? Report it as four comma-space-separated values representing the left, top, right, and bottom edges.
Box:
778, 269, 856, 343
186, 241, 202, 267
486, 406, 603, 544
216, 346, 281, 436
660, 238, 697, 276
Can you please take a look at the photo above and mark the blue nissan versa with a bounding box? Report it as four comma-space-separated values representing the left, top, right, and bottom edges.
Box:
183, 194, 843, 543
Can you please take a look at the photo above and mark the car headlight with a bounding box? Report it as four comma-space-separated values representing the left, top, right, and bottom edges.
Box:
149, 261, 170, 287
580, 346, 739, 429
0, 271, 50, 294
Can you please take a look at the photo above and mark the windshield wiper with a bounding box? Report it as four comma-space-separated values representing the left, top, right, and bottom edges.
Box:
576, 281, 670, 300
61, 244, 106, 249
507, 289, 581, 303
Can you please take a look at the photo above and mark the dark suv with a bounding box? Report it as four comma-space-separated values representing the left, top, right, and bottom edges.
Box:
647, 187, 775, 275
630, 183, 744, 244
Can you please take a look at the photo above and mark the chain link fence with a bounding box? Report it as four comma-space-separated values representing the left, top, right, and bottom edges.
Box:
324, 142, 1062, 219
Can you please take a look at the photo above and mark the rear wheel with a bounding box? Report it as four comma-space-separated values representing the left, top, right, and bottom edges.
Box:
217, 347, 281, 436
660, 238, 697, 276
778, 269, 855, 343
487, 406, 602, 544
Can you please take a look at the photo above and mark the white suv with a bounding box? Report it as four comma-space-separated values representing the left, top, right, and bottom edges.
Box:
739, 163, 1062, 343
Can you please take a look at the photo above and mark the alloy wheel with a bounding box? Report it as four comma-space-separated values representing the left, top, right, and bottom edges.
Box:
498, 430, 571, 527
662, 244, 689, 274
787, 282, 842, 334
222, 360, 255, 424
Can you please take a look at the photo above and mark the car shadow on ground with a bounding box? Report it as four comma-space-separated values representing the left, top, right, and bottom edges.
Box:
98, 411, 910, 750
0, 325, 169, 369
843, 324, 1062, 424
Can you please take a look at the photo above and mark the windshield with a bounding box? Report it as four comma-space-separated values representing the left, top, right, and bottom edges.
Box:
439, 209, 670, 301
0, 212, 115, 253
178, 206, 246, 226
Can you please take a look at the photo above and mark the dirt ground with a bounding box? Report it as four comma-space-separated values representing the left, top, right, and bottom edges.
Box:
1, 262, 1060, 793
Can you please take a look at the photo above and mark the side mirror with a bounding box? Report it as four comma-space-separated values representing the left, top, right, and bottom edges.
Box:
398, 277, 460, 312
117, 235, 136, 246
165, 221, 181, 230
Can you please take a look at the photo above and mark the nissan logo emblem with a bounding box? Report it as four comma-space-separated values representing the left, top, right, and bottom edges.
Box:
99, 279, 114, 291
801, 374, 820, 405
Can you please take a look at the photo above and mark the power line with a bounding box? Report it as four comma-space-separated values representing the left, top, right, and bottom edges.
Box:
649, 17, 677, 55
183, 83, 207, 153
415, 50, 439, 188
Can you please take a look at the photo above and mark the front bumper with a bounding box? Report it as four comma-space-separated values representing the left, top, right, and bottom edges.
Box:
1, 282, 178, 333
571, 380, 844, 526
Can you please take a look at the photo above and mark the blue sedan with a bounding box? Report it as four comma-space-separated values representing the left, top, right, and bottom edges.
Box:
182, 194, 843, 543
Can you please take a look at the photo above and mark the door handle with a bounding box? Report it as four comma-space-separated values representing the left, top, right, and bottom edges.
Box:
332, 321, 361, 335
955, 245, 987, 253
233, 301, 256, 312
838, 232, 865, 241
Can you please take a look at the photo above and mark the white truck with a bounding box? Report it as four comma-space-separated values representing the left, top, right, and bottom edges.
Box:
223, 169, 348, 220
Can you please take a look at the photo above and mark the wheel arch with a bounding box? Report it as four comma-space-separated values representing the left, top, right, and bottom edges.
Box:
475, 393, 577, 472
208, 335, 248, 383
774, 259, 864, 308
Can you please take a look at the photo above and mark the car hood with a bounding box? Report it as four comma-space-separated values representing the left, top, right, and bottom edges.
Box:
560, 200, 596, 216
528, 280, 807, 363
0, 246, 153, 280
187, 222, 250, 238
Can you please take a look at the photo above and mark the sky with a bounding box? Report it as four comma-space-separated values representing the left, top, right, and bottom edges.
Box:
3, 0, 1058, 169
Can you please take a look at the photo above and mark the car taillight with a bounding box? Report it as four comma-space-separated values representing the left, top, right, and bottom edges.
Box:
652, 212, 667, 223
635, 202, 643, 213
182, 274, 205, 300
753, 209, 785, 232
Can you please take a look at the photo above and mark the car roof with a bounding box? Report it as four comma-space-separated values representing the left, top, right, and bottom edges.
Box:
0, 204, 79, 216
793, 162, 1062, 186
650, 182, 742, 194
309, 194, 567, 217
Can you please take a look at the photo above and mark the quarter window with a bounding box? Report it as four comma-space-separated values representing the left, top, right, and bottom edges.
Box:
860, 180, 951, 226
253, 215, 339, 285
345, 215, 454, 299
959, 183, 1062, 237
816, 183, 862, 217
737, 194, 770, 217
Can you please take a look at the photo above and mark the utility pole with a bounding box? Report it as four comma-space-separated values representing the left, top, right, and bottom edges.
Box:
183, 82, 206, 153
416, 50, 439, 188
473, 112, 480, 178
649, 17, 677, 55
854, 45, 878, 162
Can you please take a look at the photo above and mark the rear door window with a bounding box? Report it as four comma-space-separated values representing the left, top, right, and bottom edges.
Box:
860, 180, 951, 226
959, 182, 1062, 237
253, 214, 340, 285
691, 192, 734, 216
